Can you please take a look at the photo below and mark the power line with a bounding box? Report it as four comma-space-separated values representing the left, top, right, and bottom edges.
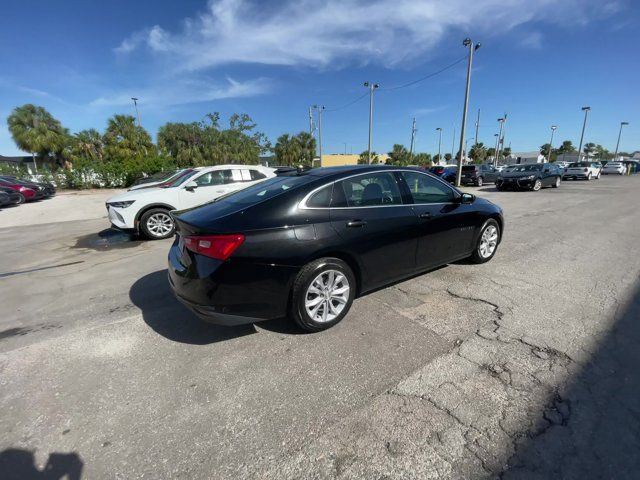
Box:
324, 92, 369, 112
379, 55, 468, 91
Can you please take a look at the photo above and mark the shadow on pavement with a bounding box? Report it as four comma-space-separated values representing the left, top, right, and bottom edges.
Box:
0, 448, 83, 480
130, 269, 257, 344
74, 228, 144, 251
501, 280, 640, 478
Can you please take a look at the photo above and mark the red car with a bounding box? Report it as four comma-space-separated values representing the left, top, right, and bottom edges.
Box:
0, 178, 40, 203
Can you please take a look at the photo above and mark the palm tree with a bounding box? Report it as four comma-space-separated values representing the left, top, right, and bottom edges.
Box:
73, 129, 104, 162
7, 104, 69, 171
103, 114, 153, 160
294, 132, 317, 166
274, 134, 302, 166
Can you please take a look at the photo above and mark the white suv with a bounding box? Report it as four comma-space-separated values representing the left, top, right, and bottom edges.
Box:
562, 162, 602, 181
106, 165, 275, 239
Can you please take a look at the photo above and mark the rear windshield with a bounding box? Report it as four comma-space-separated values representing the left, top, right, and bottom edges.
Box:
462, 166, 476, 172
606, 163, 621, 166
212, 175, 315, 206
568, 163, 588, 167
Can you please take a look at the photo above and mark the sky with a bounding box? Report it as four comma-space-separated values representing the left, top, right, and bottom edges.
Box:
1, 0, 638, 157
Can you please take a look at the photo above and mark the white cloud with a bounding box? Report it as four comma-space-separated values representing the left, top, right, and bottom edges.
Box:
116, 0, 622, 70
89, 76, 272, 108
518, 31, 543, 49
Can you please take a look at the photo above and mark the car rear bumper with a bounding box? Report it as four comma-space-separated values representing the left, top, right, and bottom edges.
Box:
167, 237, 298, 325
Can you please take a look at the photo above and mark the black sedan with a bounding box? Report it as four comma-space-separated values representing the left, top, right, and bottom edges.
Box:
0, 186, 22, 206
495, 163, 562, 191
168, 166, 504, 332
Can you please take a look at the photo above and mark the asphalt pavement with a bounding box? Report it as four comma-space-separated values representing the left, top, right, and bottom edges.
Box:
1, 176, 639, 479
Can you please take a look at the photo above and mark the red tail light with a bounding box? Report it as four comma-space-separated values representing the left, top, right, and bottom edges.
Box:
183, 234, 245, 260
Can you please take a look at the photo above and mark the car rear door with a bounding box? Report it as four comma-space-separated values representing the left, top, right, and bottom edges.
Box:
329, 171, 417, 291
399, 171, 477, 268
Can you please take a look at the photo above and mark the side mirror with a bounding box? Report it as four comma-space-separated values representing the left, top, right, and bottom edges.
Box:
184, 181, 198, 191
458, 192, 475, 204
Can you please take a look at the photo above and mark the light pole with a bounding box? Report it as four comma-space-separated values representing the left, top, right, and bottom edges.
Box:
451, 125, 456, 163
309, 106, 315, 135
613, 121, 629, 162
464, 137, 474, 161
493, 133, 499, 167
409, 117, 417, 159
436, 128, 442, 165
456, 38, 481, 187
495, 118, 505, 166
577, 106, 590, 162
474, 108, 480, 146
547, 125, 557, 163
364, 81, 379, 164
131, 97, 141, 126
313, 105, 325, 166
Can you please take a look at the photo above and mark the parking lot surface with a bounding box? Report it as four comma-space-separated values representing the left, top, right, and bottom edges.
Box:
1, 176, 639, 478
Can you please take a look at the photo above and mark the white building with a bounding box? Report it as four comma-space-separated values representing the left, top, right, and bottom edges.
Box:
512, 152, 547, 164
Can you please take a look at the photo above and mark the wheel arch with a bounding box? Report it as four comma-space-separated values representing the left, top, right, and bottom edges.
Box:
307, 250, 364, 297
134, 203, 177, 225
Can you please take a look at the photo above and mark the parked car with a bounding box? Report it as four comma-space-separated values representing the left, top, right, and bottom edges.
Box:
168, 165, 504, 332
129, 168, 198, 191
0, 176, 55, 198
554, 161, 570, 169
460, 164, 499, 186
0, 178, 40, 203
106, 165, 276, 240
562, 162, 602, 181
0, 186, 23, 206
440, 165, 459, 184
602, 162, 626, 175
0, 191, 11, 207
495, 163, 562, 191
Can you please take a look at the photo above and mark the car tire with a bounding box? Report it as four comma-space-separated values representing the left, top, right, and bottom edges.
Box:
290, 257, 356, 332
15, 193, 26, 205
552, 176, 560, 188
586, 173, 592, 181
476, 176, 483, 187
139, 208, 175, 240
532, 179, 542, 191
595, 172, 601, 180
470, 220, 500, 264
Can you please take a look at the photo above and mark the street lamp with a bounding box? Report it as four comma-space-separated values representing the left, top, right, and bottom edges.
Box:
131, 97, 141, 126
456, 38, 481, 186
577, 106, 590, 161
613, 121, 629, 162
494, 118, 505, 167
547, 125, 557, 163
436, 128, 442, 165
364, 81, 379, 164
313, 105, 325, 165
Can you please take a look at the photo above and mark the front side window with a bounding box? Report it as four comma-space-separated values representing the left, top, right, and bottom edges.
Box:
401, 171, 455, 204
333, 172, 402, 207
194, 170, 231, 186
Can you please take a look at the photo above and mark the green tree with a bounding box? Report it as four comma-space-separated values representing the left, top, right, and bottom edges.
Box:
583, 142, 596, 157
7, 104, 70, 170
413, 152, 432, 166
387, 144, 411, 166
557, 140, 576, 154
594, 144, 610, 161
358, 151, 380, 164
502, 147, 512, 158
540, 143, 557, 162
71, 129, 104, 163
469, 142, 487, 163
293, 132, 316, 166
157, 122, 205, 167
444, 153, 452, 162
103, 114, 154, 161
273, 134, 301, 166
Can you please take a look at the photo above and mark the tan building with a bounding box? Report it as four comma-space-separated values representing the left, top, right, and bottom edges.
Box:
313, 153, 390, 168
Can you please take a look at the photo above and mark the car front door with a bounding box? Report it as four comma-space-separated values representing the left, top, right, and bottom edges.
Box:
329, 171, 418, 291
179, 169, 232, 209
399, 171, 478, 269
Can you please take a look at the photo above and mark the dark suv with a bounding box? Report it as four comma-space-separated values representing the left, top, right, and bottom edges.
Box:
460, 164, 498, 186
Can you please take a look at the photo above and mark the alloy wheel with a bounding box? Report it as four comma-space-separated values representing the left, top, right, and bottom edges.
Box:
305, 270, 350, 323
479, 225, 498, 259
146, 212, 174, 237
533, 179, 542, 191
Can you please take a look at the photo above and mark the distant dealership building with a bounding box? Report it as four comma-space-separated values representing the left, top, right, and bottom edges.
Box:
0, 154, 37, 173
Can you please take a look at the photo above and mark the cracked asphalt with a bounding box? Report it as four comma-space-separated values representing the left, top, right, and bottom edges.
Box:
1, 177, 639, 479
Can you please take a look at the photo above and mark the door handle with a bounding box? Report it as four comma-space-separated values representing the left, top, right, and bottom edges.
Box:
347, 220, 367, 228
419, 212, 432, 219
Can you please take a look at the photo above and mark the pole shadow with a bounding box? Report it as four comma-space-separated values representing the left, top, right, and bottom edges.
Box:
0, 448, 83, 480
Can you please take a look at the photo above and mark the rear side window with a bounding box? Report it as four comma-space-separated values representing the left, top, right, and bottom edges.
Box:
306, 184, 332, 208
250, 169, 267, 180
333, 172, 402, 207
402, 171, 455, 204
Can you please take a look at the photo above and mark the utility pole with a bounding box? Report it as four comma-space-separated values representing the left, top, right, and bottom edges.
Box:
495, 117, 505, 166
409, 117, 417, 159
313, 105, 325, 166
308, 106, 315, 135
493, 133, 499, 167
547, 125, 557, 163
364, 81, 379, 164
456, 38, 481, 187
474, 108, 480, 146
436, 127, 442, 165
131, 97, 141, 126
613, 121, 628, 162
577, 106, 591, 162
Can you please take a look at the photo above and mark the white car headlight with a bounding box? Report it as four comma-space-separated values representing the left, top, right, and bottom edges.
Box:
108, 200, 135, 208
